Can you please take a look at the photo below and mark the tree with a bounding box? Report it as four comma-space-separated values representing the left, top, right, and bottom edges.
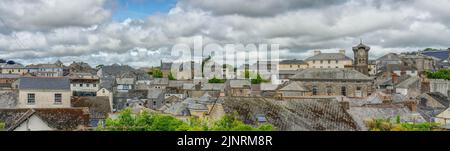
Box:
244, 70, 250, 79
0, 122, 5, 131
251, 74, 270, 84
168, 72, 176, 80
448, 47, 450, 50
424, 48, 434, 51
425, 69, 450, 80
365, 116, 442, 131
99, 108, 274, 131
96, 64, 104, 69
152, 69, 163, 78
208, 76, 225, 83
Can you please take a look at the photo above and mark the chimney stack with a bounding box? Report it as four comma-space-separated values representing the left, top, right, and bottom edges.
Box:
314, 50, 321, 56
391, 72, 398, 84
339, 49, 346, 54
405, 101, 417, 112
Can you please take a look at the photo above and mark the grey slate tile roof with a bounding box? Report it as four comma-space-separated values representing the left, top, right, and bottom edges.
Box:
305, 53, 352, 61
19, 77, 70, 90
0, 108, 89, 131
279, 81, 308, 91
348, 106, 425, 131
0, 74, 21, 79
280, 59, 306, 64
290, 68, 372, 81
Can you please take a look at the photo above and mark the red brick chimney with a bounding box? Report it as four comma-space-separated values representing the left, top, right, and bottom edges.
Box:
405, 101, 417, 112
391, 72, 398, 84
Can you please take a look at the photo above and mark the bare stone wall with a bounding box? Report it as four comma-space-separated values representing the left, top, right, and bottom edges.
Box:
430, 79, 450, 97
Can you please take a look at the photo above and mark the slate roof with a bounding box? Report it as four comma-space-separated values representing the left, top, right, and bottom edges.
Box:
396, 76, 420, 89
19, 77, 70, 90
0, 108, 89, 131
278, 81, 308, 91
26, 63, 61, 68
99, 64, 136, 77
421, 50, 450, 61
0, 74, 21, 79
147, 89, 164, 99
376, 53, 402, 61
290, 68, 372, 81
116, 78, 134, 85
0, 91, 18, 108
71, 96, 112, 119
152, 78, 169, 85
348, 106, 425, 131
305, 53, 352, 61
228, 79, 251, 88
279, 59, 306, 64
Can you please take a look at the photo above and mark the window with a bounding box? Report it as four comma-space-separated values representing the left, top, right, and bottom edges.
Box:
328, 60, 331, 64
73, 84, 76, 87
341, 86, 347, 96
290, 65, 292, 68
27, 93, 35, 104
153, 101, 157, 106
86, 84, 90, 87
336, 60, 339, 63
54, 93, 62, 104
312, 86, 318, 96
313, 60, 316, 64
93, 84, 97, 87
102, 89, 105, 93
123, 85, 130, 90
326, 86, 333, 95
298, 65, 300, 68
356, 87, 362, 91
320, 60, 323, 64
79, 84, 83, 87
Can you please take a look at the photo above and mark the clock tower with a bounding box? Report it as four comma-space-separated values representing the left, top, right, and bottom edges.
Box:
352, 40, 370, 75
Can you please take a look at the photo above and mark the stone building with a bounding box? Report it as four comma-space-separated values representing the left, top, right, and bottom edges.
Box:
353, 41, 370, 75
400, 54, 435, 72
279, 59, 308, 71
305, 50, 353, 69
17, 77, 72, 108
288, 68, 373, 98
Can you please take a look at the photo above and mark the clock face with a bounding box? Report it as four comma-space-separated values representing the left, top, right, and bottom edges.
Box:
359, 50, 365, 56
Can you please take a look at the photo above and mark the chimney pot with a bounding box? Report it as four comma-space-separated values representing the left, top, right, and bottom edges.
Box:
314, 50, 321, 56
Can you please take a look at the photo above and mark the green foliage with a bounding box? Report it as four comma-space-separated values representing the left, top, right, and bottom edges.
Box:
0, 122, 5, 131
168, 72, 176, 80
210, 113, 274, 131
425, 69, 450, 80
208, 76, 225, 83
424, 48, 437, 51
96, 64, 104, 69
448, 47, 450, 50
251, 74, 270, 84
244, 70, 250, 79
100, 108, 275, 131
365, 118, 442, 131
152, 69, 163, 78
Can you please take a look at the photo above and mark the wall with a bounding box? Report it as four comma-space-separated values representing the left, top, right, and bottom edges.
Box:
13, 115, 54, 131
430, 79, 450, 97
306, 60, 353, 69
17, 90, 71, 108
97, 88, 114, 112
279, 64, 308, 71
436, 108, 450, 126
71, 82, 99, 92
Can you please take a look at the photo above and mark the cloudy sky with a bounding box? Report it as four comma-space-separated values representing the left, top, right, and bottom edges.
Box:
0, 0, 450, 67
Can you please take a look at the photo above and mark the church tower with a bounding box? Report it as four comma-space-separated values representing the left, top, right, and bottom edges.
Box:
352, 40, 370, 75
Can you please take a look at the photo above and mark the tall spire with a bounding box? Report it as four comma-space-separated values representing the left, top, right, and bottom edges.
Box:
360, 38, 363, 44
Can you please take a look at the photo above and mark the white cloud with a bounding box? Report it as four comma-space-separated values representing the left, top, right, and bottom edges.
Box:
1, 0, 450, 68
